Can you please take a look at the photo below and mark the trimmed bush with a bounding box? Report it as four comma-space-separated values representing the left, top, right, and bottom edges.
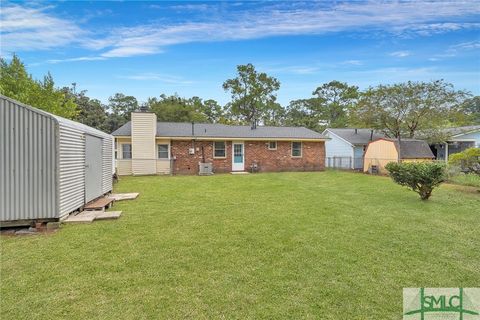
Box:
385, 162, 446, 200
448, 147, 480, 175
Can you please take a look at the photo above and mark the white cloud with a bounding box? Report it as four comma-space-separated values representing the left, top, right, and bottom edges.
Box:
428, 40, 480, 61
101, 47, 161, 58
46, 56, 107, 64
341, 60, 363, 66
0, 4, 87, 52
392, 22, 480, 37
347, 66, 480, 87
118, 73, 194, 84
3, 1, 479, 59
451, 40, 480, 50
169, 4, 214, 11
264, 65, 320, 75
95, 1, 479, 58
390, 51, 411, 57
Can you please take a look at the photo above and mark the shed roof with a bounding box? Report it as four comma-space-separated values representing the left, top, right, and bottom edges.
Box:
1, 94, 112, 139
374, 138, 435, 159
112, 121, 328, 140
325, 128, 385, 145
51, 113, 112, 139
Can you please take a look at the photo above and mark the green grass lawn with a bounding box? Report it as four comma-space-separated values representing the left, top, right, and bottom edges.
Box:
1, 171, 479, 319
449, 173, 480, 188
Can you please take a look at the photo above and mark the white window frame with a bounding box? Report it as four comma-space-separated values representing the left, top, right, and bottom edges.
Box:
213, 141, 227, 159
157, 144, 170, 160
268, 141, 277, 150
122, 143, 132, 159
291, 141, 302, 158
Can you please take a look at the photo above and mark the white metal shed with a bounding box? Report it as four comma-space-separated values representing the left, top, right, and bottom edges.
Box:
0, 95, 113, 224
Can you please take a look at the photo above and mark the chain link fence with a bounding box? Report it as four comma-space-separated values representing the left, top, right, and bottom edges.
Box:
326, 157, 444, 174
325, 157, 365, 170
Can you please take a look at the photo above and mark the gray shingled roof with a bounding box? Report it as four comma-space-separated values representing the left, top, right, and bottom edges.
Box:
381, 138, 434, 159
440, 125, 480, 137
112, 121, 327, 140
415, 125, 480, 140
325, 128, 385, 145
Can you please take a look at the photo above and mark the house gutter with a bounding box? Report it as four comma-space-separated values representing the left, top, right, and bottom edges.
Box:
114, 135, 328, 141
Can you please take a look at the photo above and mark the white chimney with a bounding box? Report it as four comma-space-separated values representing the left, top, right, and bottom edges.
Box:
131, 111, 157, 175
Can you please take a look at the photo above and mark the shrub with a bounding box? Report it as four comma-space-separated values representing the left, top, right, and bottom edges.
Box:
385, 162, 446, 200
448, 147, 480, 175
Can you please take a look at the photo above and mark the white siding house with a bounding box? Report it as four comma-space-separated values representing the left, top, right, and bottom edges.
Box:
323, 130, 355, 169
322, 128, 385, 169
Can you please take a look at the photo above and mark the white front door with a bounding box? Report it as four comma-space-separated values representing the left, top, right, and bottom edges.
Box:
232, 142, 245, 171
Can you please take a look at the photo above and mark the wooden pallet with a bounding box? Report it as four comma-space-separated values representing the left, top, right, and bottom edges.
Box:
84, 197, 115, 211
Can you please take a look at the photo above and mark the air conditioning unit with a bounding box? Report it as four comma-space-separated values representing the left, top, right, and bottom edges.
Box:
198, 162, 213, 175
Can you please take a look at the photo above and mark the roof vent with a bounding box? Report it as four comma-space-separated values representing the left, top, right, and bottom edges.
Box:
355, 128, 358, 134
370, 130, 374, 141
138, 105, 149, 112
251, 119, 257, 130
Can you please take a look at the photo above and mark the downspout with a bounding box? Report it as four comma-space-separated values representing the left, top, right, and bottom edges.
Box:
445, 142, 448, 163
397, 135, 402, 163
191, 122, 195, 150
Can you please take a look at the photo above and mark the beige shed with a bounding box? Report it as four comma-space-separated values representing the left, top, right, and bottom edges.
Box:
363, 138, 435, 174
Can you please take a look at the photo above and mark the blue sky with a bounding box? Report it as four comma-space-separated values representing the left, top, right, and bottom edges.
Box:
1, 1, 479, 105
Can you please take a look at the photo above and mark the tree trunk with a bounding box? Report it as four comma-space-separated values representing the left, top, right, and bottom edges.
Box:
419, 188, 432, 200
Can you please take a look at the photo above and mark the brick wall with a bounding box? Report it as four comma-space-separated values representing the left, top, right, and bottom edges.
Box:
171, 140, 232, 174
171, 140, 325, 174
245, 141, 325, 172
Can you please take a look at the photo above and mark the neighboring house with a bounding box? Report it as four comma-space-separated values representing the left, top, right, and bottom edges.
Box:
112, 111, 328, 175
429, 125, 480, 161
322, 128, 385, 169
1, 95, 114, 225
363, 138, 435, 174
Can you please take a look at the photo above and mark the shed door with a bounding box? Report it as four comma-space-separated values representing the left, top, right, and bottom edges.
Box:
85, 135, 103, 203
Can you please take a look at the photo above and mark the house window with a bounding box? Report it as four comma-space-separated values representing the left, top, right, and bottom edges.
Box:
268, 141, 277, 150
213, 141, 226, 158
291, 142, 302, 157
158, 144, 169, 159
122, 144, 132, 159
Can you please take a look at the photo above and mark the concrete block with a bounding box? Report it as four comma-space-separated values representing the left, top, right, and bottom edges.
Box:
110, 193, 139, 201
63, 214, 95, 224
93, 211, 122, 220
46, 222, 61, 230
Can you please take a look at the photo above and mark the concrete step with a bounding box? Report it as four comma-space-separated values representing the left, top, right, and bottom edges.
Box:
63, 210, 122, 223
93, 211, 122, 220
110, 193, 139, 201
63, 214, 95, 224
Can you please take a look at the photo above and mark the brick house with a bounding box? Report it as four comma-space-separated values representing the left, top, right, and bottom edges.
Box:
112, 111, 328, 175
